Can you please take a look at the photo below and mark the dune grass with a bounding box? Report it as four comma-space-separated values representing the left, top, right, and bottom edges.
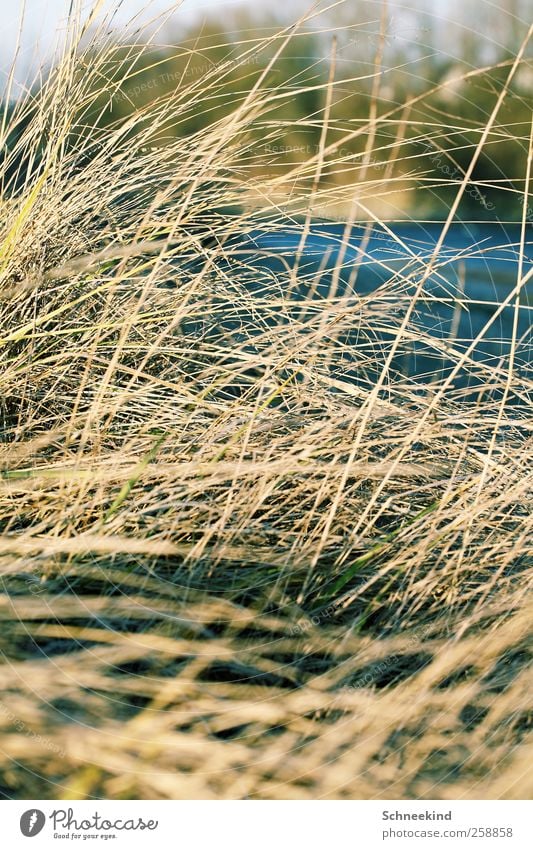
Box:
0, 1, 531, 799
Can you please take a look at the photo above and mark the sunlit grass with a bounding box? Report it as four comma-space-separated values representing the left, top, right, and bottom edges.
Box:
0, 0, 531, 800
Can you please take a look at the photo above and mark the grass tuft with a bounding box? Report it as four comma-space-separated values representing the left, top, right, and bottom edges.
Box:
0, 1, 531, 800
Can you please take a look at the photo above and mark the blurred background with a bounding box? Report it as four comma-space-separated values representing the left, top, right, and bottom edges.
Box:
2, 0, 532, 220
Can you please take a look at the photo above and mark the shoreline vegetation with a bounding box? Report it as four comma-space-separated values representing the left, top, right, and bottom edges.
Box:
0, 1, 531, 800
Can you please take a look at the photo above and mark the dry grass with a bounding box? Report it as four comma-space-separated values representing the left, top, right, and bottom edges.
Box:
0, 2, 531, 799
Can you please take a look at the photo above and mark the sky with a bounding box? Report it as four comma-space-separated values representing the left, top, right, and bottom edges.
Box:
1, 0, 226, 92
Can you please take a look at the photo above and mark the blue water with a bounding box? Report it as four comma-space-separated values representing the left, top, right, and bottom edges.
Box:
227, 221, 533, 400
